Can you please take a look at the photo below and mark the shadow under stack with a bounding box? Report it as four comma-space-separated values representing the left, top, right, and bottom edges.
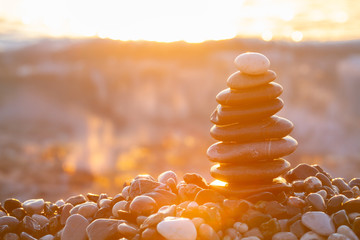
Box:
208, 52, 298, 197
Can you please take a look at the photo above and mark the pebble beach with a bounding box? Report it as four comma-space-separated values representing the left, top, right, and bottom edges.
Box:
1, 163, 360, 240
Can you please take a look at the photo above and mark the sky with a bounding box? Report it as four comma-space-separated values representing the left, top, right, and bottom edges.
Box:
0, 0, 359, 43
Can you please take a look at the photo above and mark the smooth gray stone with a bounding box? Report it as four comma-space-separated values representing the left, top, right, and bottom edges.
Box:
216, 82, 283, 106
210, 98, 283, 125
210, 159, 290, 183
210, 115, 293, 142
227, 70, 276, 89
207, 136, 297, 163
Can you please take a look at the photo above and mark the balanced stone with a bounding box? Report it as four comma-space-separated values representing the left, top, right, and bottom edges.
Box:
216, 82, 283, 106
234, 52, 270, 75
210, 98, 284, 125
207, 136, 297, 163
207, 52, 296, 197
210, 159, 290, 183
210, 115, 293, 142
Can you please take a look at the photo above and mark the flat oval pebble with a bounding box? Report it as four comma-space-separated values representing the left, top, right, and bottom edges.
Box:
210, 159, 290, 183
129, 195, 157, 216
210, 115, 293, 142
207, 136, 297, 163
157, 217, 197, 240
216, 82, 282, 106
234, 52, 270, 75
300, 231, 326, 240
272, 232, 298, 240
301, 211, 335, 236
210, 98, 283, 125
227, 70, 276, 90
23, 199, 44, 215
86, 219, 121, 240
343, 198, 360, 213
328, 233, 351, 240
337, 225, 359, 240
61, 214, 89, 240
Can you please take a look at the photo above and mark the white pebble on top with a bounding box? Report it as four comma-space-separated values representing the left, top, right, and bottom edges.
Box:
234, 52, 270, 75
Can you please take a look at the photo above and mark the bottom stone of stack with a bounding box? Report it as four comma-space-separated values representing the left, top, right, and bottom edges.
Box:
210, 177, 291, 198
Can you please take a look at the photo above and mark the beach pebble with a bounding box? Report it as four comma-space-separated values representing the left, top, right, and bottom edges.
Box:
242, 236, 261, 240
23, 199, 44, 215
233, 222, 248, 233
157, 217, 197, 240
31, 214, 49, 227
158, 171, 178, 184
304, 176, 322, 192
300, 231, 325, 240
306, 193, 326, 211
3, 198, 22, 213
272, 232, 297, 240
328, 233, 351, 240
117, 222, 138, 238
198, 223, 219, 240
129, 196, 157, 216
337, 225, 359, 240
3, 233, 19, 240
234, 52, 270, 75
77, 202, 98, 218
61, 214, 89, 240
301, 211, 335, 236
0, 216, 20, 232
60, 203, 73, 225
65, 195, 86, 206
38, 235, 54, 240
86, 219, 120, 240
112, 200, 128, 218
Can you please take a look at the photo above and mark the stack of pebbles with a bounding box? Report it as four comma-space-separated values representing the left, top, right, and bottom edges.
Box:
0, 166, 360, 240
208, 52, 298, 198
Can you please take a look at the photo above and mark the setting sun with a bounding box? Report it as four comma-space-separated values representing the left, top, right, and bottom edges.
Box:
0, 0, 359, 43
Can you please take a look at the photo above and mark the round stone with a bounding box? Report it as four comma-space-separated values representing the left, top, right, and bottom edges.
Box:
129, 196, 157, 216
272, 232, 297, 240
3, 198, 22, 214
337, 225, 359, 240
301, 211, 335, 236
210, 98, 283, 125
157, 217, 197, 240
210, 115, 294, 142
86, 219, 121, 240
234, 52, 270, 75
158, 171, 178, 185
306, 193, 326, 212
207, 136, 297, 163
328, 233, 351, 240
332, 210, 350, 228
216, 82, 282, 106
210, 159, 290, 183
61, 214, 89, 240
198, 223, 219, 240
23, 199, 45, 215
300, 231, 326, 240
227, 70, 276, 90
117, 223, 138, 238
343, 198, 360, 213
112, 200, 128, 218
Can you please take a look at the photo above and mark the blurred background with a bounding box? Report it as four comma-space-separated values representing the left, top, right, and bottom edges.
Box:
0, 0, 360, 201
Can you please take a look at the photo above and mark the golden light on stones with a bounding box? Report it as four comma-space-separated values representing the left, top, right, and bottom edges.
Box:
207, 52, 297, 197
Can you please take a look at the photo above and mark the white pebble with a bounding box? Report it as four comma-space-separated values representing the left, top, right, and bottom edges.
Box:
272, 232, 297, 240
300, 231, 325, 240
337, 225, 359, 240
157, 217, 197, 240
112, 200, 128, 218
23, 199, 45, 215
301, 211, 335, 236
234, 52, 270, 75
233, 222, 248, 233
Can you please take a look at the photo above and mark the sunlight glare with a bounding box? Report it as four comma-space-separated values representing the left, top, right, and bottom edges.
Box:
291, 31, 303, 42
262, 31, 273, 41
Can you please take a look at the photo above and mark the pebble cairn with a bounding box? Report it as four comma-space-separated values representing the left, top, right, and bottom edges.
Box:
208, 52, 297, 197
